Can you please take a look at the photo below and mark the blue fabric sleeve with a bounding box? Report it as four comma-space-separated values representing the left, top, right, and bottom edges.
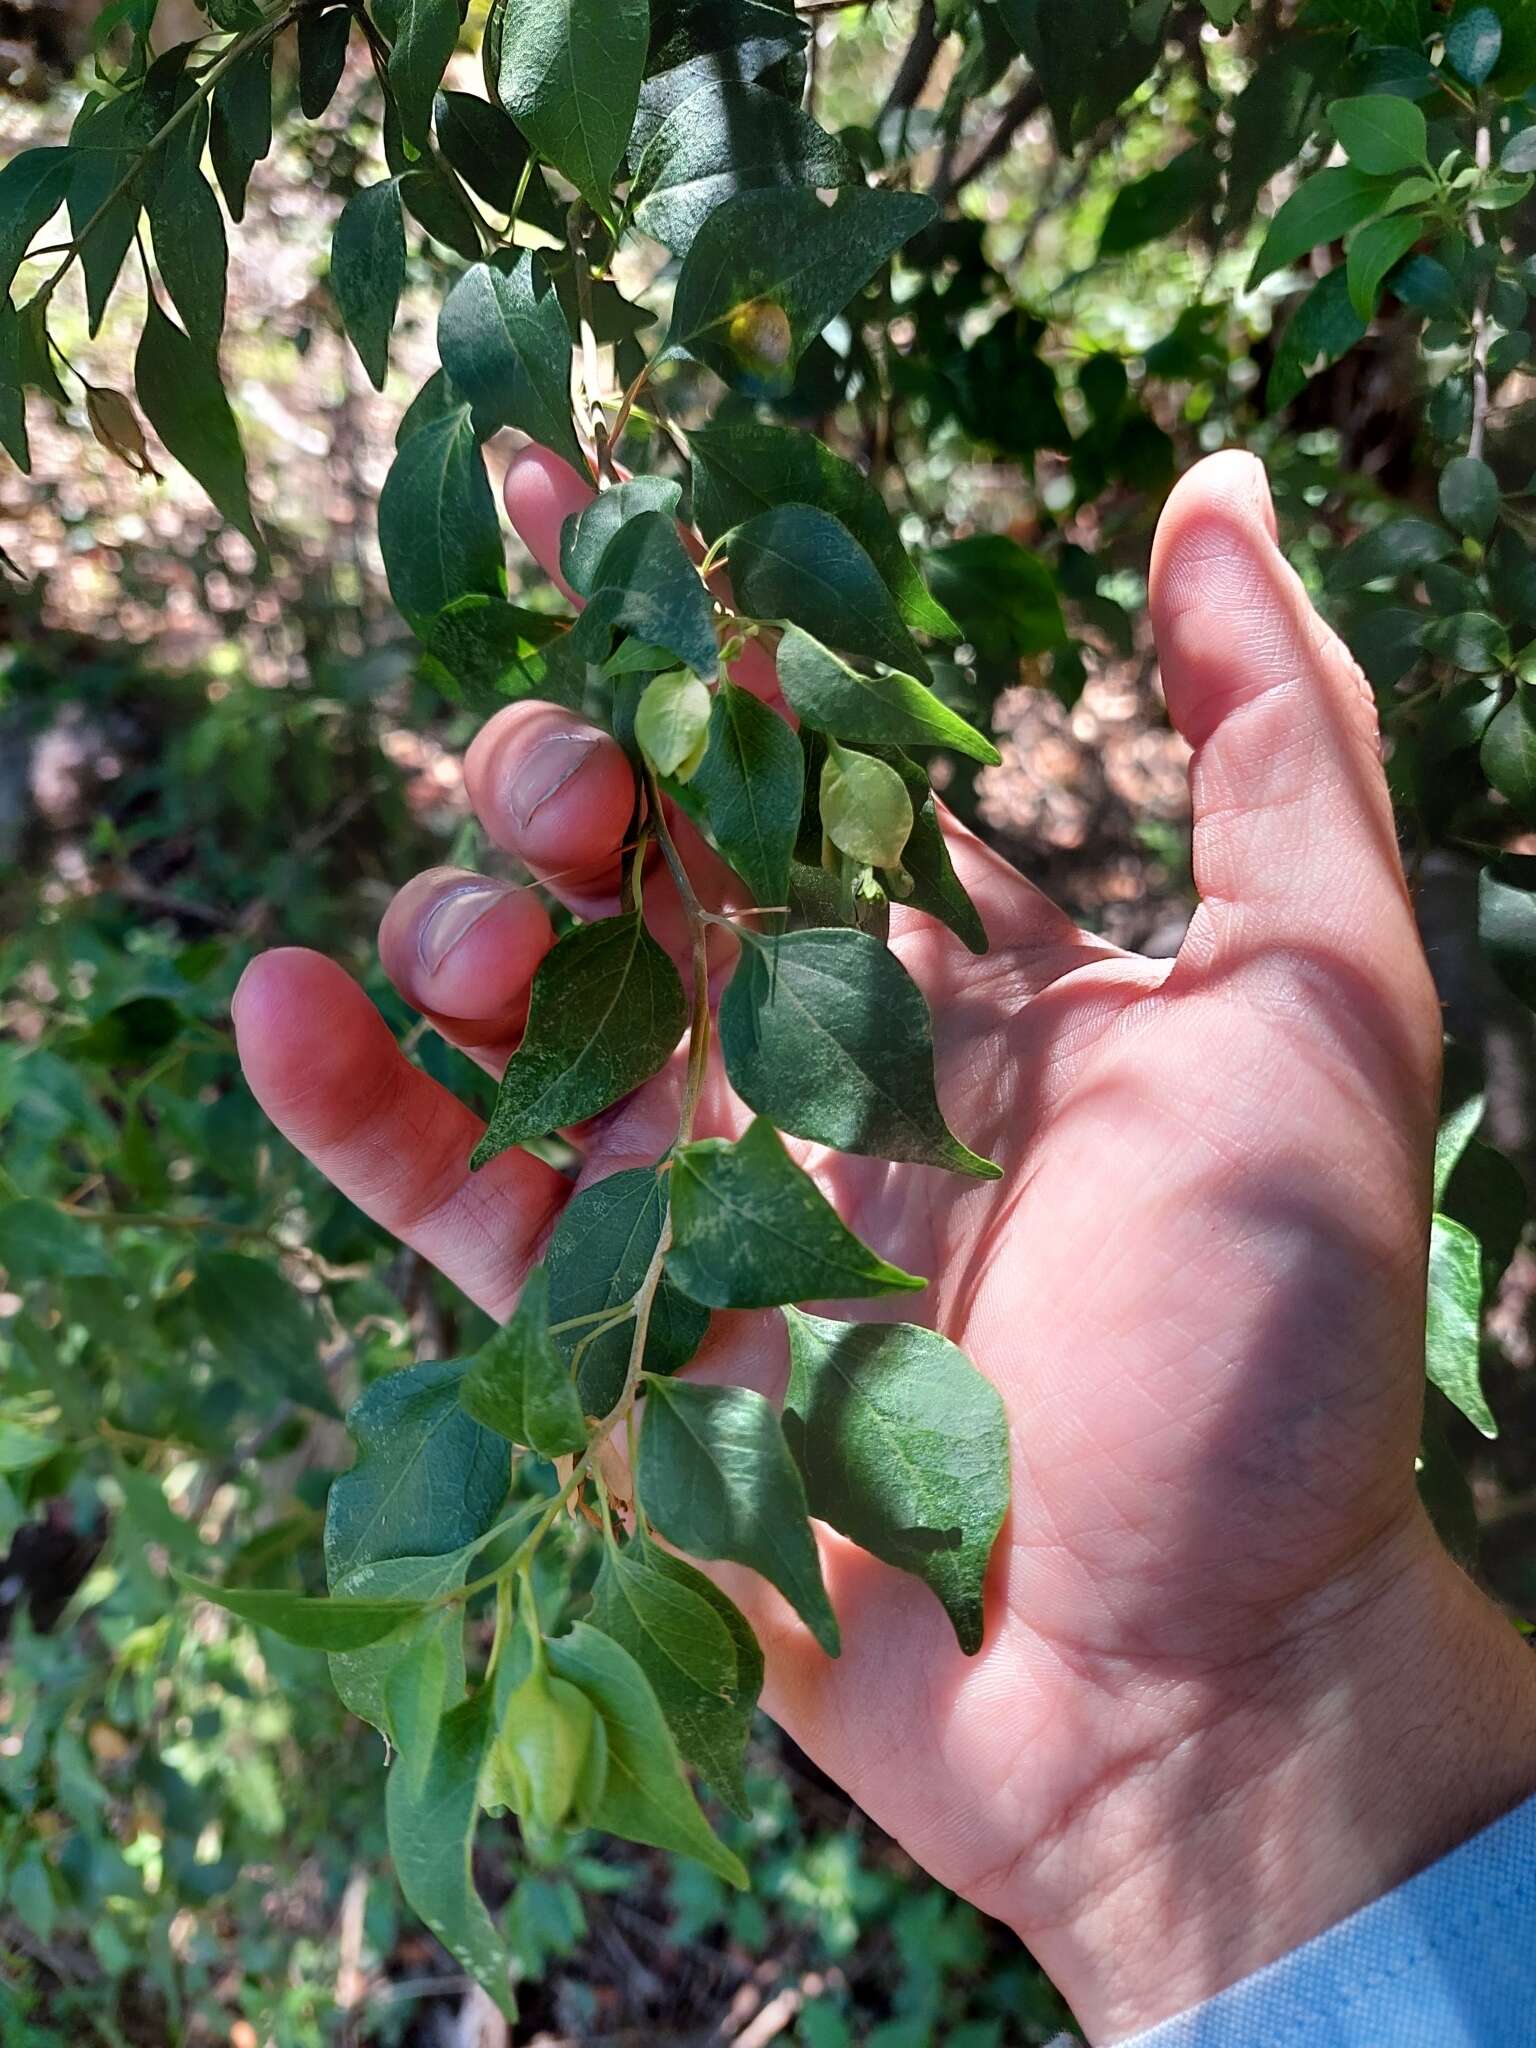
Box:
1048, 1791, 1536, 2047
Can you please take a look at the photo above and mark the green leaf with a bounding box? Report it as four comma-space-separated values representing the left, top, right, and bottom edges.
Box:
324, 1361, 509, 1581
1346, 211, 1422, 321
378, 404, 505, 630
298, 5, 352, 117
782, 1308, 1010, 1654
665, 185, 935, 391
879, 751, 988, 955
0, 297, 29, 473
387, 1691, 514, 2015
1097, 144, 1217, 259
1481, 689, 1536, 816
135, 296, 260, 547
0, 1199, 110, 1278
719, 926, 999, 1177
1422, 610, 1508, 672
1439, 454, 1500, 540
560, 476, 683, 596
730, 505, 929, 679
420, 595, 571, 711
1225, 40, 1334, 228
777, 627, 998, 765
0, 148, 73, 298
331, 179, 405, 392
1446, 5, 1502, 86
1426, 1213, 1497, 1437
689, 420, 955, 641
1327, 515, 1452, 592
1329, 94, 1428, 175
437, 253, 584, 470
436, 91, 557, 227
545, 1165, 711, 1413
1479, 856, 1536, 1006
177, 1575, 425, 1651
922, 535, 1068, 660
384, 1632, 450, 1795
691, 679, 802, 910
1267, 266, 1368, 410
329, 1548, 472, 1732
146, 146, 227, 355
391, 0, 460, 150
399, 161, 484, 257
590, 1542, 760, 1816
547, 1622, 749, 1883
1248, 165, 1394, 289
637, 1378, 839, 1655
471, 913, 687, 1167
189, 1250, 340, 1416
570, 511, 721, 680
1501, 125, 1536, 175
668, 1116, 925, 1309
637, 670, 712, 778
496, 0, 649, 217
820, 740, 913, 869
1434, 1093, 1486, 1210
209, 44, 273, 223
628, 79, 860, 255
459, 1264, 589, 1454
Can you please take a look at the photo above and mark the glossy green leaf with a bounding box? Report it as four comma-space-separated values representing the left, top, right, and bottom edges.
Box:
377, 403, 505, 629
420, 595, 571, 711
922, 535, 1068, 660
209, 44, 273, 223
298, 5, 352, 117
820, 740, 913, 869
0, 148, 73, 298
777, 627, 998, 765
637, 1377, 839, 1655
324, 1361, 509, 1581
189, 1250, 339, 1416
669, 1116, 925, 1309
0, 297, 28, 473
1248, 165, 1393, 288
1439, 454, 1501, 540
691, 679, 803, 910
1446, 5, 1502, 85
329, 1548, 473, 1732
1501, 125, 1536, 174
1481, 690, 1536, 818
1479, 857, 1536, 1007
545, 1165, 711, 1413
628, 80, 859, 254
387, 1691, 513, 2015
719, 926, 999, 1178
1346, 211, 1422, 321
177, 1575, 425, 1650
1329, 94, 1427, 175
459, 1264, 589, 1453
1422, 610, 1508, 673
437, 253, 584, 470
590, 1541, 760, 1816
570, 511, 720, 680
1327, 515, 1453, 592
665, 185, 935, 390
496, 0, 649, 216
331, 179, 405, 392
391, 0, 459, 149
399, 160, 483, 257
471, 914, 687, 1167
547, 1622, 749, 1883
1426, 1213, 1496, 1437
637, 670, 712, 778
135, 296, 259, 547
730, 506, 929, 679
560, 477, 683, 596
880, 750, 988, 955
782, 1307, 1010, 1653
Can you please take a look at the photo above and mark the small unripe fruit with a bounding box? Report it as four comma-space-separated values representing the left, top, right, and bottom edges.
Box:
726, 298, 793, 378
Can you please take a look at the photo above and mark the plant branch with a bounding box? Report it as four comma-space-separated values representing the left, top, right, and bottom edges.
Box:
932, 74, 1045, 204
879, 1, 941, 130
1467, 115, 1493, 464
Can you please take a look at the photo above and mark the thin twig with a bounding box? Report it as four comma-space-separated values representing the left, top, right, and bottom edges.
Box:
1468, 116, 1493, 463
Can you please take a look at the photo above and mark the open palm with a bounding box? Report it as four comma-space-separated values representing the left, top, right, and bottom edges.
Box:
238, 451, 1527, 2040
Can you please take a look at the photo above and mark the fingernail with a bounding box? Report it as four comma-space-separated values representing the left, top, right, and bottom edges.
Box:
418, 883, 509, 976
509, 730, 601, 831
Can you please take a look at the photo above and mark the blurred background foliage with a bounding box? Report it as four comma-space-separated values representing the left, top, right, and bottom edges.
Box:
4, 0, 1536, 2041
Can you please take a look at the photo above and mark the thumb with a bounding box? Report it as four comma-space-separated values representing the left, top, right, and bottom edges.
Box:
1150, 451, 1433, 1033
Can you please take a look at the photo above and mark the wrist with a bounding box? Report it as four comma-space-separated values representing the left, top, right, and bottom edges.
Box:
997, 1518, 1536, 2043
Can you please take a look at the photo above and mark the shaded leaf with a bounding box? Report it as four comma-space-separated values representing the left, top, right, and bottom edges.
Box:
298, 5, 352, 117
570, 511, 720, 679
329, 1549, 473, 1732
777, 626, 998, 764
0, 148, 74, 298
189, 1250, 339, 1416
437, 252, 584, 469
879, 750, 987, 954
378, 404, 505, 629
1439, 454, 1501, 540
560, 476, 683, 597
178, 1574, 425, 1651
1346, 210, 1421, 321
922, 534, 1068, 660
691, 679, 803, 909
135, 296, 260, 546
730, 505, 929, 678
0, 1200, 110, 1280
1098, 145, 1217, 259
497, 0, 649, 217
460, 1265, 589, 1453
331, 179, 405, 391
210, 43, 273, 223
391, 0, 459, 150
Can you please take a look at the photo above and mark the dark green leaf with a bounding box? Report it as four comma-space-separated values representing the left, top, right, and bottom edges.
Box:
391, 0, 459, 149
545, 1165, 711, 1413
147, 146, 227, 354
298, 5, 352, 117
420, 595, 572, 712
1439, 454, 1500, 540
471, 914, 687, 1167
399, 161, 484, 257
397, 365, 460, 445
637, 1377, 839, 1655
437, 252, 584, 470
691, 679, 803, 909
669, 1116, 925, 1308
1225, 41, 1333, 227
387, 1691, 513, 2015
378, 403, 505, 629
324, 1360, 509, 1580
460, 1265, 589, 1453
729, 505, 929, 679
880, 750, 988, 955
1501, 125, 1536, 174
560, 476, 684, 597
570, 511, 720, 679
590, 1542, 760, 1816
1447, 5, 1502, 85
331, 179, 405, 391
0, 297, 30, 473
782, 1307, 1010, 1653
664, 185, 935, 391
547, 1622, 749, 1882
1418, 1394, 1479, 1569
0, 148, 72, 297
1425, 1214, 1496, 1436
496, 0, 649, 217
435, 91, 544, 220
189, 1250, 339, 1416
178, 1574, 425, 1651
135, 296, 260, 546
0, 1199, 111, 1279
720, 926, 998, 1177
922, 535, 1068, 661
1479, 856, 1536, 1005
628, 80, 860, 255
777, 626, 998, 765
1247, 165, 1394, 289
1421, 610, 1508, 672
1346, 211, 1422, 321
1327, 515, 1452, 592
1267, 267, 1368, 411
329, 1549, 473, 1731
384, 1632, 450, 1794
1481, 689, 1536, 816
209, 44, 274, 222
1329, 93, 1428, 175
999, 0, 1161, 151
1097, 145, 1217, 259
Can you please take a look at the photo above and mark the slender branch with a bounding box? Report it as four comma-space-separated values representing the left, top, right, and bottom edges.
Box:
932, 74, 1045, 204
878, 0, 941, 131
1467, 116, 1493, 464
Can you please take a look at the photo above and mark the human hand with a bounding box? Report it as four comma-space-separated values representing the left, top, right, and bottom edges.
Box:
234, 449, 1536, 2041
